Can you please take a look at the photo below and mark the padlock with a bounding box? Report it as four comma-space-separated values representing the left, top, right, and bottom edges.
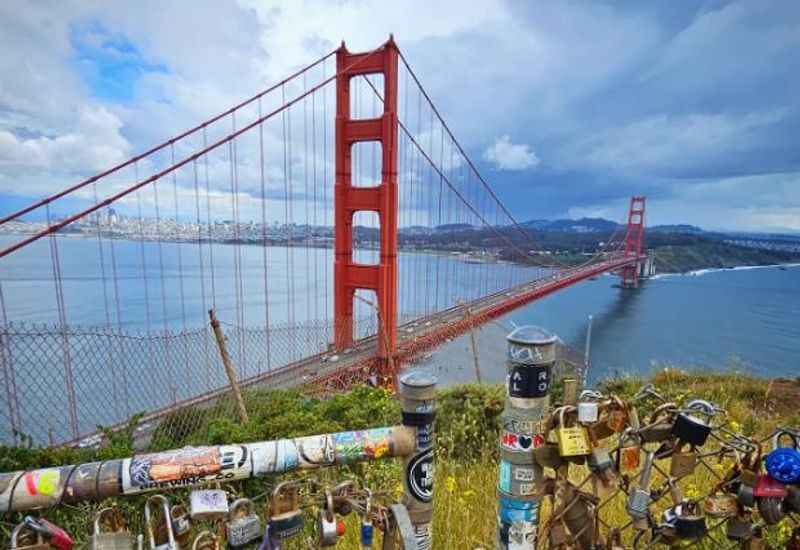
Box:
672, 501, 706, 539
561, 490, 594, 549
753, 473, 787, 498
671, 411, 711, 447
359, 489, 374, 549
606, 395, 630, 433
616, 428, 641, 474
267, 481, 304, 541
577, 390, 602, 424
669, 442, 697, 478
226, 498, 262, 549
586, 429, 616, 487
703, 492, 738, 518
626, 450, 654, 521
169, 505, 192, 546
725, 512, 753, 541
765, 429, 800, 484
737, 483, 755, 508
757, 493, 785, 525
10, 521, 50, 550
22, 518, 73, 550
190, 489, 229, 521
318, 490, 344, 547
191, 531, 220, 550
144, 495, 177, 550
91, 507, 135, 550
554, 406, 591, 458
533, 422, 563, 469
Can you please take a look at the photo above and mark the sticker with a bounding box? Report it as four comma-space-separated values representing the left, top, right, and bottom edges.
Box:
508, 520, 537, 550
250, 440, 300, 475
499, 460, 512, 493
501, 431, 544, 452
333, 428, 392, 462
123, 445, 249, 493
406, 448, 434, 502
414, 523, 432, 550
508, 341, 555, 365
23, 469, 60, 497
518, 482, 536, 496
499, 501, 539, 524
502, 417, 547, 434
507, 364, 550, 399
514, 467, 537, 482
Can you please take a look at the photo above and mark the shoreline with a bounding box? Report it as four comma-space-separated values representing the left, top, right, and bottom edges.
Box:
650, 261, 800, 279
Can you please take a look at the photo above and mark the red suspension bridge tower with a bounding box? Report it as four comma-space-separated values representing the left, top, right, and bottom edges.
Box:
333, 38, 399, 381
620, 196, 647, 288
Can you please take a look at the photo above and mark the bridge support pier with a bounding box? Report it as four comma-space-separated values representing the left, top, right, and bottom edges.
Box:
333, 38, 399, 384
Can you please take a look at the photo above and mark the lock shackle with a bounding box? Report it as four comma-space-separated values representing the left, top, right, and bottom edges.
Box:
619, 426, 643, 448
648, 402, 678, 425
11, 521, 45, 547
229, 497, 255, 519
145, 494, 175, 549
272, 480, 299, 501
192, 530, 219, 550
557, 405, 576, 429
332, 479, 357, 496
94, 506, 125, 534
578, 389, 603, 401
772, 428, 800, 450
324, 489, 335, 523
684, 398, 723, 417
633, 383, 665, 403
363, 488, 372, 517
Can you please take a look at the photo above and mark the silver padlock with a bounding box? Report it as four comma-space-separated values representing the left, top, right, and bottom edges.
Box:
577, 390, 602, 424
91, 507, 135, 550
190, 489, 229, 521
170, 505, 192, 546
318, 490, 341, 547
626, 450, 654, 522
145, 495, 178, 550
9, 521, 50, 550
226, 498, 262, 549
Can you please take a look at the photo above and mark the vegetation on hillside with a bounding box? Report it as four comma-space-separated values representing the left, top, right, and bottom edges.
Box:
2, 370, 800, 547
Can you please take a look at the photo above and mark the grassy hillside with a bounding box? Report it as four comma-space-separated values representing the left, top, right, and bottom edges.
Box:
2, 371, 800, 548
651, 241, 799, 273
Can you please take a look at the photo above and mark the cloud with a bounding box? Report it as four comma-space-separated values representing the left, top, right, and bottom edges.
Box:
483, 135, 540, 171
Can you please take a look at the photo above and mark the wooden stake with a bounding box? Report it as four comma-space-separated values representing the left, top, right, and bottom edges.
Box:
465, 306, 482, 384
208, 309, 249, 424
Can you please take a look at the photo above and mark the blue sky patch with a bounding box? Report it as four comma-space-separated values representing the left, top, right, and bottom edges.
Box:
70, 20, 167, 103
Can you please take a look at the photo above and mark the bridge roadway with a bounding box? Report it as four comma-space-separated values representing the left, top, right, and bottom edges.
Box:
113, 254, 643, 435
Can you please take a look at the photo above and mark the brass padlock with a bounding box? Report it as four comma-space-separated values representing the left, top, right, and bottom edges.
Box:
533, 421, 563, 469
669, 442, 697, 478
554, 406, 590, 458
191, 531, 219, 550
10, 521, 50, 550
268, 481, 304, 541
145, 495, 178, 550
91, 507, 135, 550
703, 492, 738, 518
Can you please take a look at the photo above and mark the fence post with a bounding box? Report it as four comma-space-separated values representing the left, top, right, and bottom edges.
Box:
209, 309, 249, 424
399, 371, 437, 549
497, 326, 557, 550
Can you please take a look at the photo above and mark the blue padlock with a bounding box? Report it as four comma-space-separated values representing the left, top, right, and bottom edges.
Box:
765, 430, 800, 484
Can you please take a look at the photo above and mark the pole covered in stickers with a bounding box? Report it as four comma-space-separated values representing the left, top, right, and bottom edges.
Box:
0, 426, 415, 513
497, 326, 556, 550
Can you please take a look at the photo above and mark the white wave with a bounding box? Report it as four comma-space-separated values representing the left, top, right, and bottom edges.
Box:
653, 262, 800, 279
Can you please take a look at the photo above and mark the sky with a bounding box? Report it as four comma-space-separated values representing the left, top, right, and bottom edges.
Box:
1, 1, 799, 232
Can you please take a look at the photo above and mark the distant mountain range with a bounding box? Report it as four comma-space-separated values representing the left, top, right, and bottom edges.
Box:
520, 217, 705, 234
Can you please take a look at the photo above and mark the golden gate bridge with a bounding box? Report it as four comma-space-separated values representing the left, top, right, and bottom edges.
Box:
0, 37, 648, 446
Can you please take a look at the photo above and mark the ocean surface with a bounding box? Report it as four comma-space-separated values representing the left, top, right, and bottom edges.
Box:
421, 263, 800, 385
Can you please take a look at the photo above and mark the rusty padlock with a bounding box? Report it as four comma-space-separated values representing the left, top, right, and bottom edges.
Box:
191, 531, 220, 550
91, 507, 135, 550
145, 495, 177, 550
669, 442, 698, 478
169, 505, 192, 546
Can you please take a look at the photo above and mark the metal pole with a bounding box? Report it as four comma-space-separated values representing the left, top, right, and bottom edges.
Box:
0, 425, 415, 512
209, 309, 249, 424
465, 305, 482, 383
583, 314, 593, 387
399, 371, 437, 550
497, 326, 557, 550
